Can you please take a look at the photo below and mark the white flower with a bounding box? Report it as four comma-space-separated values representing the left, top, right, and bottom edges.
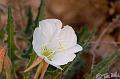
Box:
32, 19, 83, 69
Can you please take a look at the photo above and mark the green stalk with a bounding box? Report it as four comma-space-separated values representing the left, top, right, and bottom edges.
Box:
6, 6, 16, 79
34, 0, 46, 28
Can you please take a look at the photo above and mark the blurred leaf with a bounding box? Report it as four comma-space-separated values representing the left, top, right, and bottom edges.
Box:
23, 72, 31, 79
0, 47, 6, 73
34, 0, 46, 28
23, 51, 36, 79
85, 49, 120, 79
24, 7, 33, 39
22, 7, 33, 58
4, 55, 11, 79
0, 29, 5, 39
23, 0, 47, 78
24, 56, 42, 73
93, 49, 120, 75
77, 26, 92, 48
6, 6, 16, 79
23, 0, 46, 57
6, 6, 16, 61
62, 56, 84, 79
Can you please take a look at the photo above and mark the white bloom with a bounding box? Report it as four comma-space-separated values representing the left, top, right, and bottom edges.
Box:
32, 19, 83, 69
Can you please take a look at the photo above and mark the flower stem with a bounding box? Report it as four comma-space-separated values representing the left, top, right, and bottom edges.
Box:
24, 57, 42, 73
34, 61, 43, 79
40, 61, 49, 79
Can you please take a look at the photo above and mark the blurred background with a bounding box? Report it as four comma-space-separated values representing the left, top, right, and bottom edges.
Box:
0, 0, 120, 79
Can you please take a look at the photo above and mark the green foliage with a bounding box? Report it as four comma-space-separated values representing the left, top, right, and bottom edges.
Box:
23, 0, 46, 58
85, 49, 120, 79
77, 26, 93, 48
93, 50, 120, 74
23, 51, 36, 79
6, 6, 16, 79
25, 7, 33, 39
22, 7, 33, 58
23, 0, 46, 56
0, 29, 5, 40
34, 0, 46, 28
23, 0, 46, 78
62, 56, 84, 79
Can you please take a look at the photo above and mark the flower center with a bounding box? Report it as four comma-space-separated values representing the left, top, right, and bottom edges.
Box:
41, 46, 54, 61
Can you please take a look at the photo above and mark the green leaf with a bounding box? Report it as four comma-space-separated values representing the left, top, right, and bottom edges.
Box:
93, 49, 120, 75
6, 6, 16, 79
62, 56, 84, 79
77, 26, 92, 48
0, 28, 5, 39
24, 7, 33, 39
23, 51, 36, 79
22, 7, 33, 58
23, 0, 46, 57
85, 49, 120, 79
23, 0, 46, 78
23, 0, 46, 58
34, 0, 46, 28
23, 72, 31, 79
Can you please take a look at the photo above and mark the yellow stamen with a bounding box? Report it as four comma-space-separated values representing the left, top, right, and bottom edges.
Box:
41, 46, 54, 61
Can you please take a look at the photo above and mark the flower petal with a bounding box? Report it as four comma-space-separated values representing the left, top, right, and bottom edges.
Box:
50, 64, 62, 70
50, 44, 82, 65
47, 25, 78, 52
32, 27, 44, 56
51, 53, 76, 65
40, 62, 49, 79
39, 19, 62, 43
62, 44, 83, 54
58, 25, 77, 50
33, 19, 62, 56
44, 57, 62, 70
